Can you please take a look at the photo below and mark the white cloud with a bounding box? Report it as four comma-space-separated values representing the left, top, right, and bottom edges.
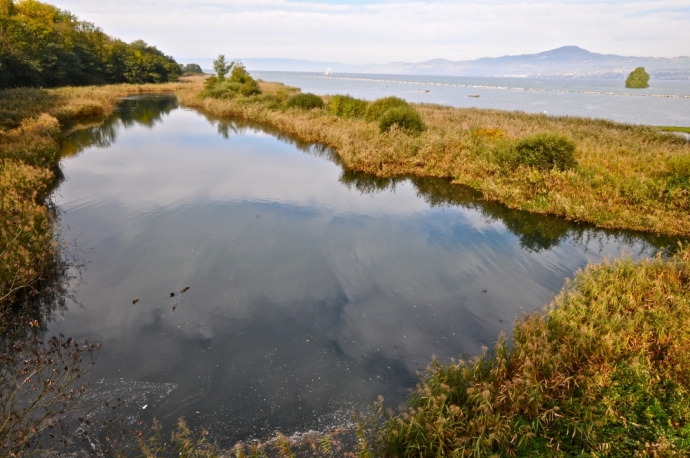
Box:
55, 0, 690, 62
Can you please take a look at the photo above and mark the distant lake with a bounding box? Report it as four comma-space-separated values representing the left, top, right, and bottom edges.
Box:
51, 95, 682, 448
253, 71, 690, 127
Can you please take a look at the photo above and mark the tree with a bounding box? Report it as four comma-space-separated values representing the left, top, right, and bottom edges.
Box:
182, 63, 202, 74
212, 54, 233, 81
625, 67, 650, 89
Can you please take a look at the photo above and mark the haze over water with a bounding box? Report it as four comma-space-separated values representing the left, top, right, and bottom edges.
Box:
50, 96, 682, 447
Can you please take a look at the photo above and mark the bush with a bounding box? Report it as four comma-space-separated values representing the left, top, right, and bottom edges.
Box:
365, 96, 409, 122
626, 67, 650, 89
378, 106, 425, 135
285, 93, 324, 110
200, 64, 261, 99
327, 94, 368, 119
495, 133, 577, 171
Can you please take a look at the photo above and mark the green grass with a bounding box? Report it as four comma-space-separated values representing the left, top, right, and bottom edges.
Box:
660, 126, 690, 134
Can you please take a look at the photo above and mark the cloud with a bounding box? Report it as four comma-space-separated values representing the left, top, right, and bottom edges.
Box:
55, 0, 690, 62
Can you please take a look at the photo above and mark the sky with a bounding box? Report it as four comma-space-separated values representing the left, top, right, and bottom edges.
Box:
55, 0, 690, 64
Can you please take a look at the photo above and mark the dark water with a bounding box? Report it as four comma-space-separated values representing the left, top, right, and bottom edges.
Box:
50, 95, 679, 447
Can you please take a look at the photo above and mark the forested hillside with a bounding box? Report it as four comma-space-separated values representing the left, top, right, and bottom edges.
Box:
0, 0, 181, 88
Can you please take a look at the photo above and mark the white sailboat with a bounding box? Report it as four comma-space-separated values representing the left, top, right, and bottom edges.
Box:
325, 68, 332, 76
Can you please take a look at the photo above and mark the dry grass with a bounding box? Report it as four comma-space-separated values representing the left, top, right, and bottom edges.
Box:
182, 81, 690, 236
376, 245, 690, 457
0, 76, 204, 322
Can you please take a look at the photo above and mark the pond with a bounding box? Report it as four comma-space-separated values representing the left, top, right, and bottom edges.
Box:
49, 95, 679, 447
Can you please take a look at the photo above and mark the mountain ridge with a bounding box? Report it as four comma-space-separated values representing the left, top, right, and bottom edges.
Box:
180, 47, 690, 79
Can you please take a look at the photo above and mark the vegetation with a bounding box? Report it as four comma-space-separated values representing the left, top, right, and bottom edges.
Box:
201, 59, 260, 99
660, 126, 690, 134
327, 94, 368, 119
626, 67, 650, 89
365, 96, 409, 122
378, 105, 425, 135
0, 0, 181, 89
181, 81, 690, 236
493, 133, 577, 172
285, 92, 325, 110
373, 245, 690, 457
181, 63, 203, 75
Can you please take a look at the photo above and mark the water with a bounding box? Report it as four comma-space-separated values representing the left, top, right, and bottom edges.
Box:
50, 95, 680, 447
253, 71, 690, 127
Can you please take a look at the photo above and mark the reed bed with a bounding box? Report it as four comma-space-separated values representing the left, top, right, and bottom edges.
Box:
180, 81, 690, 236
376, 245, 690, 456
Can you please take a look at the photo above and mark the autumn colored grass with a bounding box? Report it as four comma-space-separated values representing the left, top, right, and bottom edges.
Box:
374, 245, 690, 457
181, 81, 690, 236
0, 76, 204, 325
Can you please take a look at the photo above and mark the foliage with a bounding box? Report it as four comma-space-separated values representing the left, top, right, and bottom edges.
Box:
285, 92, 324, 110
181, 63, 203, 74
200, 61, 260, 99
0, 0, 180, 88
375, 245, 690, 457
626, 67, 650, 89
212, 54, 233, 82
365, 96, 409, 122
0, 333, 99, 456
327, 94, 368, 119
378, 105, 425, 135
494, 133, 577, 171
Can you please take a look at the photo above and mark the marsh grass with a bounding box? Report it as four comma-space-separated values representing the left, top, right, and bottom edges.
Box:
373, 245, 690, 457
180, 81, 690, 236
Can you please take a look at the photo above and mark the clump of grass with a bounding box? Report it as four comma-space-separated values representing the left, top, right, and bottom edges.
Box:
364, 96, 409, 122
376, 244, 690, 457
378, 106, 425, 135
328, 94, 368, 119
660, 126, 690, 134
285, 93, 325, 110
493, 132, 577, 172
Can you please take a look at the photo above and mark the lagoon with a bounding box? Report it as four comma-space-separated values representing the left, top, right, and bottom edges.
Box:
50, 95, 681, 447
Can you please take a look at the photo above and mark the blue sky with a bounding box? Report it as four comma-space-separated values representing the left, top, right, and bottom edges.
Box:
55, 0, 689, 63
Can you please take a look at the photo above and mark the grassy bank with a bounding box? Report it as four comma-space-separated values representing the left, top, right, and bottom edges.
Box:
660, 126, 690, 134
180, 81, 690, 237
0, 76, 204, 326
374, 245, 690, 457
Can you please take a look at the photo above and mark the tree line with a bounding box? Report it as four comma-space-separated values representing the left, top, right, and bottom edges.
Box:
0, 0, 186, 88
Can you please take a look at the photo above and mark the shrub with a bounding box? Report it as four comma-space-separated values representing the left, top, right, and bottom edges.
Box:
378, 106, 425, 134
365, 96, 409, 122
200, 65, 260, 99
495, 133, 576, 171
327, 94, 368, 119
285, 93, 324, 110
626, 67, 650, 89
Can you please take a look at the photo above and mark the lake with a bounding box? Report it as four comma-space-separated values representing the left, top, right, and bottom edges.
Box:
253, 71, 690, 127
50, 95, 681, 448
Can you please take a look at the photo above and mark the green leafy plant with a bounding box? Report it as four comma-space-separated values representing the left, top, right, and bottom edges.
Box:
327, 94, 368, 119
378, 106, 425, 134
494, 133, 577, 171
213, 54, 234, 82
285, 93, 324, 110
626, 67, 650, 89
364, 96, 409, 122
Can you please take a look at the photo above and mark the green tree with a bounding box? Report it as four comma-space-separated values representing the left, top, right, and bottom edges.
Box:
626, 67, 650, 89
213, 54, 233, 81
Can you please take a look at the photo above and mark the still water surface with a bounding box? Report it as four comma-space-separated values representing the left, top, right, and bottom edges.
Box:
51, 95, 680, 446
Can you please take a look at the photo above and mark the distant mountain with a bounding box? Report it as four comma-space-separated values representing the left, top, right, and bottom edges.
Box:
367, 46, 690, 79
180, 47, 690, 79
